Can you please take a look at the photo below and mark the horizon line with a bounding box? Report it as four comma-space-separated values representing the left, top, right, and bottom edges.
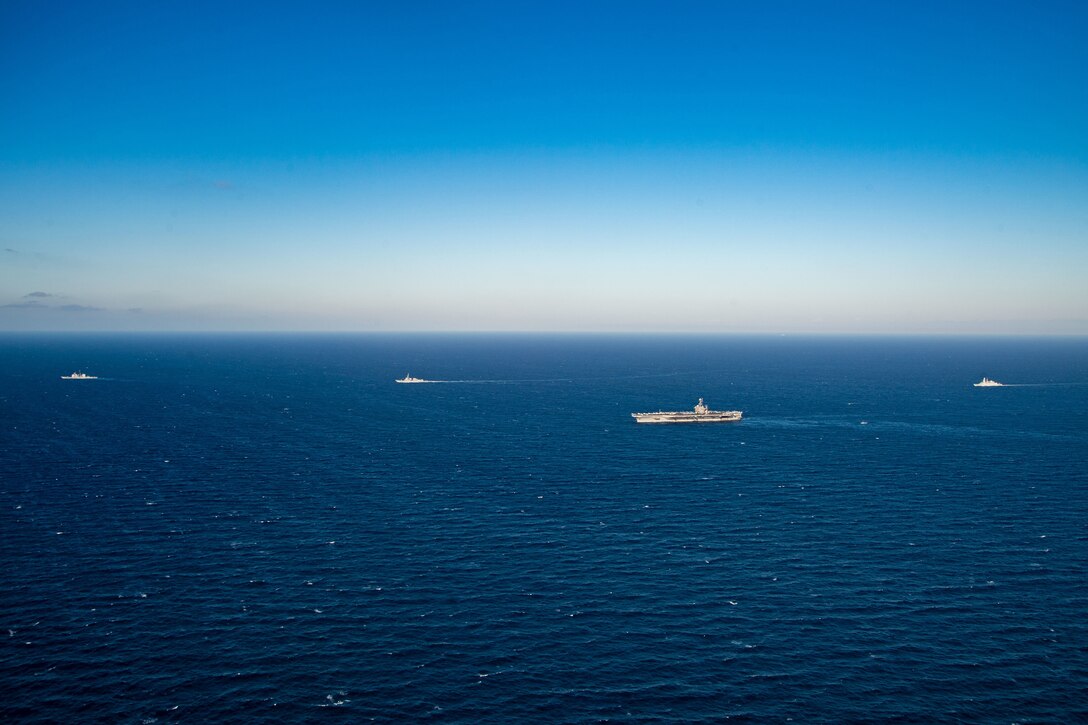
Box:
2, 330, 1087, 338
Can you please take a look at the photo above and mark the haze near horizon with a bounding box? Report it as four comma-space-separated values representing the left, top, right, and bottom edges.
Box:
2, 1, 1086, 334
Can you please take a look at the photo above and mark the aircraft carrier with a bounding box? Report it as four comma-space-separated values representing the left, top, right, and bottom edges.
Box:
631, 398, 742, 424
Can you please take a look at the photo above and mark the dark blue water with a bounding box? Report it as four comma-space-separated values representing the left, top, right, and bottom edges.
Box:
2, 334, 1086, 723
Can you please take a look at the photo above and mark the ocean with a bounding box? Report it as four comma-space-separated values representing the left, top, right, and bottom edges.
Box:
2, 334, 1086, 722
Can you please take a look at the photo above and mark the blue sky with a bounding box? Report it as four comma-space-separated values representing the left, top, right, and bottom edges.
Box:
2, 1, 1086, 332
